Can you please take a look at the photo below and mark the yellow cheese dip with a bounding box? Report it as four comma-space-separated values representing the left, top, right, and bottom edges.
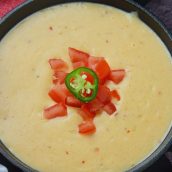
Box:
0, 2, 172, 172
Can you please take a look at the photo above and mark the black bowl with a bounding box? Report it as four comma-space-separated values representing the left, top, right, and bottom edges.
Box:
0, 0, 172, 171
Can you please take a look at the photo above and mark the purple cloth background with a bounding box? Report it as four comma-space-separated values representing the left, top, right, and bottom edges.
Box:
146, 0, 172, 33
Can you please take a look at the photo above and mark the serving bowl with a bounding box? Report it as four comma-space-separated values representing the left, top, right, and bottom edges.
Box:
0, 0, 172, 171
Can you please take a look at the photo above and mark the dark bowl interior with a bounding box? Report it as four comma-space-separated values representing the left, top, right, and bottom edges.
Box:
0, 0, 172, 172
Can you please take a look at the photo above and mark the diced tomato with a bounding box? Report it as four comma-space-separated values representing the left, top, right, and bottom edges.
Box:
72, 61, 86, 69
68, 47, 89, 66
108, 69, 125, 84
65, 96, 82, 108
80, 71, 94, 84
53, 71, 67, 84
97, 85, 111, 104
49, 59, 67, 71
79, 105, 96, 121
88, 56, 104, 70
52, 78, 58, 84
48, 84, 68, 103
61, 83, 72, 96
103, 102, 117, 115
85, 98, 104, 113
78, 120, 96, 134
95, 59, 111, 82
44, 104, 67, 119
111, 90, 120, 101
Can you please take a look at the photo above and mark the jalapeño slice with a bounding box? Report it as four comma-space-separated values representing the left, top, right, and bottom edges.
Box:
65, 67, 99, 103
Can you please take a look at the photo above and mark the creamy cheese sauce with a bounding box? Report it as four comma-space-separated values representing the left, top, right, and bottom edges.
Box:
0, 3, 172, 172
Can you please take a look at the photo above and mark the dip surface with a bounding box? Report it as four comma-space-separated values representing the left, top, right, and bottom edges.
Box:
0, 2, 172, 172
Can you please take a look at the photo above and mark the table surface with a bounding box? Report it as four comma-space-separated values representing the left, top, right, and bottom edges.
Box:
0, 0, 172, 171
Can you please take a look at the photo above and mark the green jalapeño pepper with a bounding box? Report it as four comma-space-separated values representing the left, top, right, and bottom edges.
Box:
65, 67, 99, 103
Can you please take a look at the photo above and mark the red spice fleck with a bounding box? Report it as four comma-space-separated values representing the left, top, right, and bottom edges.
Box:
49, 26, 53, 31
127, 129, 131, 133
158, 91, 162, 95
94, 147, 100, 152
125, 128, 131, 133
82, 160, 85, 164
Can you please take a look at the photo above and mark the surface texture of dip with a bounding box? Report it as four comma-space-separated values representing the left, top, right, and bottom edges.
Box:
0, 2, 172, 172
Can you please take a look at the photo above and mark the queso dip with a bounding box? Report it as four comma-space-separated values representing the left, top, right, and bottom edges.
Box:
0, 2, 172, 172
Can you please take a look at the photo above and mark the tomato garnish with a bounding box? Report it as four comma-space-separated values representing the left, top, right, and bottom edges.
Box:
103, 102, 117, 115
108, 69, 125, 84
73, 61, 86, 69
69, 47, 89, 66
65, 96, 82, 108
61, 83, 72, 96
78, 120, 96, 134
44, 104, 67, 119
111, 90, 121, 101
49, 59, 68, 71
95, 59, 111, 82
48, 84, 68, 103
79, 105, 96, 121
53, 71, 67, 84
45, 48, 126, 135
88, 56, 104, 70
97, 85, 111, 104
85, 98, 104, 113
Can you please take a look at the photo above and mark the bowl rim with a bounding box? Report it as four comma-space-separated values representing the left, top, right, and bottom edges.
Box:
0, 0, 172, 172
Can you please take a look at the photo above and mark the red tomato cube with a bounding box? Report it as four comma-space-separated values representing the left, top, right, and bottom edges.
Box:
103, 102, 117, 115
44, 104, 67, 119
78, 120, 96, 134
78, 105, 96, 121
108, 69, 125, 84
95, 59, 111, 82
97, 85, 111, 104
68, 47, 89, 66
72, 61, 86, 69
111, 90, 121, 101
49, 59, 67, 71
88, 56, 104, 70
48, 84, 68, 103
53, 71, 67, 84
86, 98, 104, 113
65, 96, 82, 108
